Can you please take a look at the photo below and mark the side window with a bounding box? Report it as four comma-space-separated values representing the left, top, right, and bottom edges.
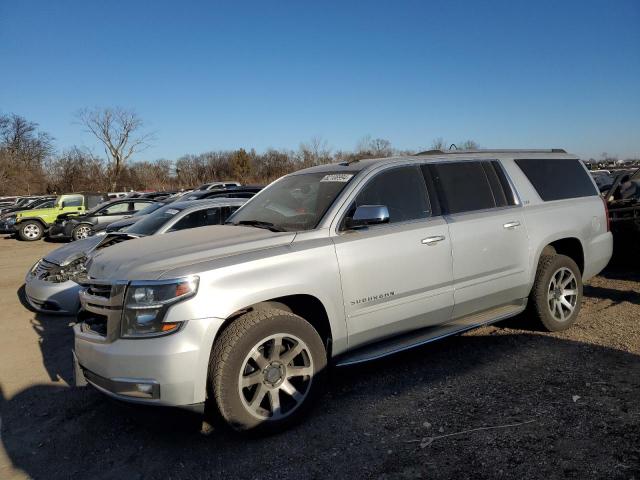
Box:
348, 165, 431, 224
63, 196, 83, 207
514, 159, 598, 201
203, 208, 222, 225
430, 162, 496, 214
103, 203, 130, 215
221, 206, 240, 223
169, 210, 207, 231
133, 201, 151, 211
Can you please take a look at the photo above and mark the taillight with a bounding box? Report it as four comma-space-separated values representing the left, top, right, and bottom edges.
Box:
601, 197, 610, 232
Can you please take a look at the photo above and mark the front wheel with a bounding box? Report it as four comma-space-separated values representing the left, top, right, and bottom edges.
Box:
529, 254, 583, 331
72, 223, 92, 241
18, 221, 43, 241
209, 308, 327, 434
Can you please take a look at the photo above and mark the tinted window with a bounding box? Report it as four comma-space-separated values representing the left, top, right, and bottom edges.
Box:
124, 205, 185, 236
515, 159, 598, 201
431, 162, 496, 214
169, 209, 215, 231
349, 166, 430, 224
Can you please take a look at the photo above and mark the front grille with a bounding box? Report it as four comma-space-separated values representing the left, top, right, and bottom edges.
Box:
78, 279, 127, 341
34, 259, 56, 279
86, 283, 112, 299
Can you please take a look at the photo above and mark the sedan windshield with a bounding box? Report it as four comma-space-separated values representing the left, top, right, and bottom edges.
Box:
228, 172, 355, 232
124, 205, 185, 236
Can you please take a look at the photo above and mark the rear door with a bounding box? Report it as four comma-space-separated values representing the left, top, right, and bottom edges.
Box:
333, 164, 454, 349
428, 161, 530, 318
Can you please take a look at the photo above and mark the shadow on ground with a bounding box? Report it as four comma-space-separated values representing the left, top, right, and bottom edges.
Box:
1, 313, 638, 479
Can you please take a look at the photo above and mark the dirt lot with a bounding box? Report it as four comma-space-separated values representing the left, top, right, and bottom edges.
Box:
0, 236, 638, 479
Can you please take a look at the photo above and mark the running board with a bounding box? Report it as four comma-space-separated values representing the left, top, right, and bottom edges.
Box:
334, 299, 527, 367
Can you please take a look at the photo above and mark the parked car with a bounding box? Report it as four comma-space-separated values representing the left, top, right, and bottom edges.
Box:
73, 149, 612, 433
90, 200, 172, 236
196, 181, 241, 191
602, 168, 640, 241
48, 198, 157, 241
0, 198, 57, 234
0, 196, 56, 216
25, 198, 248, 314
13, 193, 108, 241
96, 190, 263, 235
181, 186, 264, 201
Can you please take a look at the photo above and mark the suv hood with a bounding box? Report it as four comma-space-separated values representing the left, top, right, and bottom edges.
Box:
87, 225, 296, 280
16, 206, 61, 219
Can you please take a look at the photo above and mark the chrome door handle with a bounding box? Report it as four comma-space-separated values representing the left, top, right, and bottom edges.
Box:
503, 221, 521, 229
422, 235, 446, 245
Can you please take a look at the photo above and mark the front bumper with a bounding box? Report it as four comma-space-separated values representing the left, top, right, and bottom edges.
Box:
0, 220, 16, 233
74, 316, 223, 406
24, 276, 80, 314
48, 223, 72, 238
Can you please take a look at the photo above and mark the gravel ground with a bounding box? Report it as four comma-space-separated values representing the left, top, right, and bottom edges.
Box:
0, 235, 638, 479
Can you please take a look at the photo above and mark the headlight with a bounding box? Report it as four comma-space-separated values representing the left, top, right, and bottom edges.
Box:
6, 216, 16, 225
94, 231, 106, 236
121, 276, 199, 338
44, 258, 87, 283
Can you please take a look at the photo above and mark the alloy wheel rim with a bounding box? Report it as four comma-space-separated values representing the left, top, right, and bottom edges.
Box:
24, 224, 40, 239
547, 267, 578, 322
76, 225, 91, 239
238, 333, 314, 421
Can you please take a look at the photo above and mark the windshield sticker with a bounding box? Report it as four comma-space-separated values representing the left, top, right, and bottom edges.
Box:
165, 209, 180, 215
320, 174, 353, 183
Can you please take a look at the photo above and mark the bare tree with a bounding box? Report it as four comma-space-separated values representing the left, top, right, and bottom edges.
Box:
77, 107, 153, 190
430, 137, 447, 150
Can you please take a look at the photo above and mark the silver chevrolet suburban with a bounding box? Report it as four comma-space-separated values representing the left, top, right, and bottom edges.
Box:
73, 150, 613, 433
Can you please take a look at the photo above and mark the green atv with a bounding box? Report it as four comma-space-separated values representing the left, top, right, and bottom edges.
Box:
14, 193, 108, 241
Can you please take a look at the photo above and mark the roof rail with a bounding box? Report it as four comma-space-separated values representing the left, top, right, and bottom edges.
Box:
414, 148, 567, 156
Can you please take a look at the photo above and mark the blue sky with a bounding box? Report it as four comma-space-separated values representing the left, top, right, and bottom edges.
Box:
1, 0, 638, 160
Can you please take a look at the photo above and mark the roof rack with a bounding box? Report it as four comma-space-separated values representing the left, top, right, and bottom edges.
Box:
414, 148, 567, 156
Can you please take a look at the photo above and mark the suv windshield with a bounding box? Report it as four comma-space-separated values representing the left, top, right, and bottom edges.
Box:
228, 172, 355, 232
124, 204, 185, 236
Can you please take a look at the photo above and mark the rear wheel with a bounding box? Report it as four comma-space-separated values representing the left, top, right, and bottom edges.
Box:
18, 221, 43, 241
530, 254, 583, 331
72, 223, 92, 241
209, 308, 327, 434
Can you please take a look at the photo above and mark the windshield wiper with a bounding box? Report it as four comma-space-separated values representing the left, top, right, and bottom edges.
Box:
227, 220, 285, 232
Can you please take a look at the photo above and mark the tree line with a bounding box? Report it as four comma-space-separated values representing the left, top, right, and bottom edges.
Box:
0, 109, 479, 195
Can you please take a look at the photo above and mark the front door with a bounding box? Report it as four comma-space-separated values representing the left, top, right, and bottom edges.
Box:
333, 165, 454, 349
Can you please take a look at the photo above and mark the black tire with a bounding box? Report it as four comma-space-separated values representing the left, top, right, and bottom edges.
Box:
18, 220, 43, 241
529, 254, 583, 332
209, 308, 327, 434
72, 223, 92, 241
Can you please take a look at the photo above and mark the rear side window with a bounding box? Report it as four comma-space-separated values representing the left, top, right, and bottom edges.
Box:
429, 162, 496, 214
515, 159, 598, 201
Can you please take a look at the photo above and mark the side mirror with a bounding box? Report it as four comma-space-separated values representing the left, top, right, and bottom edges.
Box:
60, 202, 66, 209
348, 205, 390, 228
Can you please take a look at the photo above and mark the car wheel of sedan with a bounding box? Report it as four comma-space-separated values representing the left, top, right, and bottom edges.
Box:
18, 221, 43, 241
209, 308, 327, 434
72, 224, 92, 241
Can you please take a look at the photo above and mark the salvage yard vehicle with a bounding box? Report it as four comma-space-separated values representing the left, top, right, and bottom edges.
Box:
14, 193, 108, 241
0, 198, 56, 233
48, 198, 157, 241
73, 149, 612, 434
25, 198, 248, 314
602, 168, 640, 240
